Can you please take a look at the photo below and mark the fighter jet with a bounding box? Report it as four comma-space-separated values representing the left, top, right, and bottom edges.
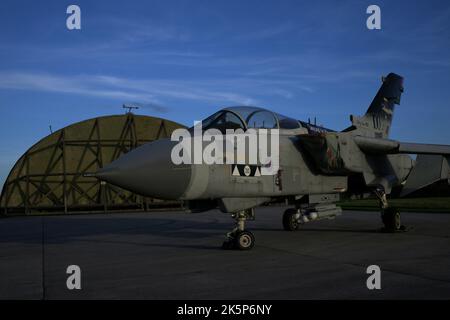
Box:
95, 73, 450, 250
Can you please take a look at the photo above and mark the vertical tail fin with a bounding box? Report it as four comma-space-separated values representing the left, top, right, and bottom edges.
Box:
349, 73, 404, 138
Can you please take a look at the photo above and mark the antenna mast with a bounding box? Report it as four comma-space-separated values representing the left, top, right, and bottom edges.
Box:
122, 103, 140, 114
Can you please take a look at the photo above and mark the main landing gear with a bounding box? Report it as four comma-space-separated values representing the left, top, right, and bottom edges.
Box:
222, 209, 255, 250
374, 188, 404, 232
282, 208, 300, 231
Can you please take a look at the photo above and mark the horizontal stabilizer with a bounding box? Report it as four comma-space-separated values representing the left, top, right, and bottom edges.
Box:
398, 143, 450, 155
354, 136, 450, 155
401, 155, 450, 197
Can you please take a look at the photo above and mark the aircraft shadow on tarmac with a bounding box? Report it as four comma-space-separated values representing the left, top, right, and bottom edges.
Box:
0, 216, 234, 247
255, 227, 382, 233
0, 213, 402, 253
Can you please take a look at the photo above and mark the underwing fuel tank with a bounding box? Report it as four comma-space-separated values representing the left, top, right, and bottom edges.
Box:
302, 203, 342, 222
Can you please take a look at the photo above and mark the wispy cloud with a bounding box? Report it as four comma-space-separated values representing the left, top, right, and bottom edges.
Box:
108, 17, 193, 44
0, 72, 260, 107
234, 22, 295, 41
0, 72, 155, 104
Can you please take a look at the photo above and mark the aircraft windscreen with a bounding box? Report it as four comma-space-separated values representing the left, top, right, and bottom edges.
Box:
225, 107, 278, 129
225, 106, 301, 129
191, 110, 245, 133
192, 107, 302, 132
246, 110, 277, 128
276, 113, 301, 129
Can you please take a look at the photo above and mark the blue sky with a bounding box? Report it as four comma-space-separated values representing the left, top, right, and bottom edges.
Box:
1, 0, 450, 185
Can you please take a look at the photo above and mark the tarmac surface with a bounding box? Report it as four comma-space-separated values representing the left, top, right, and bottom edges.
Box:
1, 207, 450, 299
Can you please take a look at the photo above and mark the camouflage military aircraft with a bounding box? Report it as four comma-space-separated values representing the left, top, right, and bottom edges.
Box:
95, 73, 450, 250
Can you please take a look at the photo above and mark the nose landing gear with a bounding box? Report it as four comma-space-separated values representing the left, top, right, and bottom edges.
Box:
222, 209, 255, 250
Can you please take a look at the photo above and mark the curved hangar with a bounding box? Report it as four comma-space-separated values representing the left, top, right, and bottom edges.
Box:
0, 113, 185, 215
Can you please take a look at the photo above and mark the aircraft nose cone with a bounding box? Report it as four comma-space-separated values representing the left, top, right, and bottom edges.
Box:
96, 139, 191, 199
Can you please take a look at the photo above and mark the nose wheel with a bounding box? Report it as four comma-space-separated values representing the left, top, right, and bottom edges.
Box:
222, 209, 255, 250
222, 230, 255, 250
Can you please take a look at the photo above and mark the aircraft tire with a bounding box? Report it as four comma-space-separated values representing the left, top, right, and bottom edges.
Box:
283, 208, 299, 231
234, 230, 255, 250
382, 207, 401, 231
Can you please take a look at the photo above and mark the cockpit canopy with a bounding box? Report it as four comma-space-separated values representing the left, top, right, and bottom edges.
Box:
197, 106, 302, 133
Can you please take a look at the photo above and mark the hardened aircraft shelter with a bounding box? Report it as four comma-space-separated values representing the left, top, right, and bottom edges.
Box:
0, 113, 184, 215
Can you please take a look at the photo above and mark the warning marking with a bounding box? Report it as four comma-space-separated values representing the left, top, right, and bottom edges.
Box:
231, 164, 261, 177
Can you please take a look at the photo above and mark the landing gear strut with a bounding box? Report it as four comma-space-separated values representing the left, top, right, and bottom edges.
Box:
222, 209, 255, 250
374, 188, 403, 232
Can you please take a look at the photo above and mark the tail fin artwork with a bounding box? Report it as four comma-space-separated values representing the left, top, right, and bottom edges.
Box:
348, 73, 404, 139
